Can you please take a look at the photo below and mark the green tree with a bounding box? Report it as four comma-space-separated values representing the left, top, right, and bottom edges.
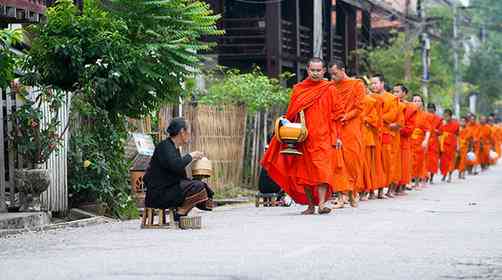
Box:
463, 0, 502, 114
357, 32, 455, 107
196, 68, 291, 113
0, 28, 23, 88
23, 0, 222, 217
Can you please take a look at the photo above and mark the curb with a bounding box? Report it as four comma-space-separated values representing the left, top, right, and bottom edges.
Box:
0, 215, 117, 238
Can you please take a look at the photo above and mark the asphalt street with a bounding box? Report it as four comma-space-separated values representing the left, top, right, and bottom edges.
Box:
1, 165, 502, 280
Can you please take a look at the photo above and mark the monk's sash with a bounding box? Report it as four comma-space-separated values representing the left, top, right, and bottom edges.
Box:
411, 128, 425, 140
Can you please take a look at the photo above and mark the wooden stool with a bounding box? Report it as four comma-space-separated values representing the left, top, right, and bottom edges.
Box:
141, 208, 177, 229
255, 192, 278, 207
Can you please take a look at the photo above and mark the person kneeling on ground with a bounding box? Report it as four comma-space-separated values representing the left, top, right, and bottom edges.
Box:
144, 117, 214, 220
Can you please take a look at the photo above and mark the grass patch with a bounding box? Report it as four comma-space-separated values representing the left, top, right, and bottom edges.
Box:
213, 186, 256, 200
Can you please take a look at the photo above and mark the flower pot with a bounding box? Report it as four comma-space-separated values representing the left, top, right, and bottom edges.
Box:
14, 169, 51, 212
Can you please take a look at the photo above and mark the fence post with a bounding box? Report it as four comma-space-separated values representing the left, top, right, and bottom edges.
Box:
0, 88, 6, 212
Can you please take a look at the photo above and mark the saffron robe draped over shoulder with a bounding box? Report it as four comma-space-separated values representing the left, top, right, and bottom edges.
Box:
456, 126, 472, 172
376, 91, 400, 186
261, 79, 348, 205
427, 113, 443, 175
479, 124, 493, 165
411, 110, 432, 179
332, 79, 365, 193
439, 120, 460, 176
399, 102, 417, 185
361, 95, 381, 191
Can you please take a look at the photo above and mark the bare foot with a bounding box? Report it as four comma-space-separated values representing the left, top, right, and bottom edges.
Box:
301, 206, 315, 215
360, 193, 369, 201
318, 206, 332, 214
377, 194, 387, 199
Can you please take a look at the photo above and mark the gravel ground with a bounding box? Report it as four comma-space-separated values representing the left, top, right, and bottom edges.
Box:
1, 165, 502, 280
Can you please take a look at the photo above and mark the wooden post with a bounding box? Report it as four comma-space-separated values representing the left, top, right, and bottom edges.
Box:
346, 5, 358, 74
362, 10, 372, 48
324, 0, 333, 63
0, 88, 5, 212
237, 108, 247, 187
335, 4, 347, 66
292, 0, 301, 81
6, 88, 15, 207
266, 1, 282, 78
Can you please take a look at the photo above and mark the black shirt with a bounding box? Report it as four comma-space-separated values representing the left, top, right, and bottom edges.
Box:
144, 138, 192, 208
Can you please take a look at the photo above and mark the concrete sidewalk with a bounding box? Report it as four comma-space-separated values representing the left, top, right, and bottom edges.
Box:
1, 165, 502, 280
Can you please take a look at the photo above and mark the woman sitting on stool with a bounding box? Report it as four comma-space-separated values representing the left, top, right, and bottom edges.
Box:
144, 117, 214, 220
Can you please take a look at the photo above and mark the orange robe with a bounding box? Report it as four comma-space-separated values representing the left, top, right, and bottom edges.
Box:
479, 124, 493, 165
456, 127, 472, 172
427, 113, 443, 175
376, 91, 400, 186
399, 102, 417, 185
411, 110, 432, 179
333, 79, 366, 192
262, 79, 348, 205
439, 120, 460, 176
495, 126, 502, 161
332, 79, 365, 193
490, 125, 499, 164
361, 95, 380, 192
470, 122, 482, 166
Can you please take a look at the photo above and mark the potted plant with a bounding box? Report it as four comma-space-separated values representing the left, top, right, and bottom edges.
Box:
9, 82, 68, 211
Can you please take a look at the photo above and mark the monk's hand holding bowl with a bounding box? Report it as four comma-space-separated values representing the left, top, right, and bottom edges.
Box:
190, 151, 204, 161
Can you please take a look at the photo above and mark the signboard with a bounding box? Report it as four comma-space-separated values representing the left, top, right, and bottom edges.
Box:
125, 133, 155, 171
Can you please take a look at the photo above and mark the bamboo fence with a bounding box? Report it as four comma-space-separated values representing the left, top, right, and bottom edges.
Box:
128, 103, 283, 191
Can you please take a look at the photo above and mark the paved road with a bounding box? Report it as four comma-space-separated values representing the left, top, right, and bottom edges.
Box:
2, 165, 502, 280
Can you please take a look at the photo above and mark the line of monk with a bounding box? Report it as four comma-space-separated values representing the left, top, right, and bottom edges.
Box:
262, 57, 502, 214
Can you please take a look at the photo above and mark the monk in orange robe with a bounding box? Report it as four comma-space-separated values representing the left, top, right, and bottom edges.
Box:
488, 116, 500, 165
329, 62, 365, 207
262, 58, 347, 215
478, 115, 494, 170
371, 74, 400, 198
493, 122, 502, 163
392, 84, 417, 195
468, 114, 482, 174
439, 109, 460, 183
426, 103, 443, 184
456, 116, 471, 180
410, 94, 431, 188
360, 92, 379, 199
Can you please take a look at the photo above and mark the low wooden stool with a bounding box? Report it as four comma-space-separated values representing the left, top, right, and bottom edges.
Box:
255, 192, 278, 207
141, 208, 177, 229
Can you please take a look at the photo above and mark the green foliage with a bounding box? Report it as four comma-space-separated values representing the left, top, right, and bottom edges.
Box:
68, 95, 138, 219
25, 0, 223, 118
196, 68, 291, 113
10, 86, 68, 165
0, 29, 23, 88
463, 0, 502, 114
27, 0, 221, 218
357, 32, 455, 107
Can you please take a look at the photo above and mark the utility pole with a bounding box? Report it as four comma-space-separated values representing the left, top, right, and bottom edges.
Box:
418, 0, 430, 104
313, 0, 323, 58
453, 5, 461, 119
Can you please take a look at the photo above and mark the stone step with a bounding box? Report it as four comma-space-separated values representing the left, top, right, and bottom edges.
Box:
0, 212, 51, 230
